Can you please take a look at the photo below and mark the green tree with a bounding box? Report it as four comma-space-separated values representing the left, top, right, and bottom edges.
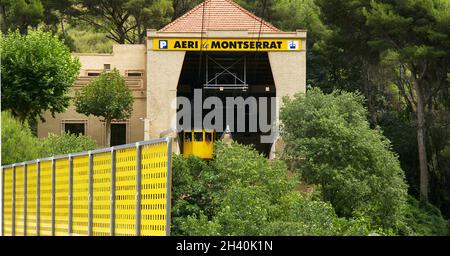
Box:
74, 69, 133, 147
172, 0, 201, 20
39, 132, 97, 158
0, 0, 44, 34
1, 29, 81, 122
364, 0, 450, 202
71, 0, 173, 44
280, 88, 408, 231
1, 111, 41, 165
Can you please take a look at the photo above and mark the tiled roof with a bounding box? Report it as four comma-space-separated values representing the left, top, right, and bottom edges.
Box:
159, 0, 280, 33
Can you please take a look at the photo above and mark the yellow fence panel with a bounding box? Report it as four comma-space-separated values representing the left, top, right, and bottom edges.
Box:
39, 160, 53, 236
55, 158, 70, 236
15, 165, 25, 236
26, 163, 38, 236
141, 142, 170, 236
2, 138, 172, 236
115, 147, 137, 236
72, 155, 89, 236
3, 167, 13, 236
92, 152, 112, 236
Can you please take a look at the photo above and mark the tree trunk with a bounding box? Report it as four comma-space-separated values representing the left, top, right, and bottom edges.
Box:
414, 79, 429, 202
105, 119, 112, 147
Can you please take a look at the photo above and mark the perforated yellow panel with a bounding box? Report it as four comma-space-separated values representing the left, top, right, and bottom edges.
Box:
141, 142, 170, 236
15, 165, 25, 236
92, 152, 112, 236
115, 147, 136, 236
39, 160, 53, 236
72, 155, 89, 236
55, 158, 69, 236
3, 167, 13, 236
26, 163, 38, 236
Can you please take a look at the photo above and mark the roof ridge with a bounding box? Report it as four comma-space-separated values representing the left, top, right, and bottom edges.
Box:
158, 0, 280, 33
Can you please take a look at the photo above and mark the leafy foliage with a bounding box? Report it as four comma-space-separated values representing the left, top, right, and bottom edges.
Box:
74, 69, 133, 122
39, 132, 97, 158
172, 142, 376, 236
280, 88, 408, 231
0, 0, 44, 34
1, 111, 41, 165
1, 111, 97, 164
71, 0, 173, 44
404, 196, 449, 236
1, 29, 81, 122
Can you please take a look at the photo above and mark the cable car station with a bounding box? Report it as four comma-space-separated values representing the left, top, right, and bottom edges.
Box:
37, 0, 307, 159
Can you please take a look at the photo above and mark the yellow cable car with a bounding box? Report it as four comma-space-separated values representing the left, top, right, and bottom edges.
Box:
182, 129, 215, 159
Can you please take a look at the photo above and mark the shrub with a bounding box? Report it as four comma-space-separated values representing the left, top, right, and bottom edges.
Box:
172, 142, 375, 236
403, 196, 449, 236
1, 111, 40, 165
39, 132, 97, 158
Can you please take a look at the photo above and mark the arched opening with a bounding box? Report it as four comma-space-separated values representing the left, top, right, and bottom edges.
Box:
176, 51, 276, 156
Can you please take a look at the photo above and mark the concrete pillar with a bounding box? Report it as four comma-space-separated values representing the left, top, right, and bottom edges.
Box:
146, 50, 186, 140
268, 48, 306, 159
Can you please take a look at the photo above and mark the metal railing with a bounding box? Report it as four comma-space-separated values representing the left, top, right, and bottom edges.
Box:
1, 138, 172, 236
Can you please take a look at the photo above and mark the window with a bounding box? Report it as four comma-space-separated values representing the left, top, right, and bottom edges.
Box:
194, 132, 203, 142
111, 123, 127, 146
184, 132, 192, 142
127, 72, 143, 77
64, 122, 86, 136
87, 72, 100, 77
104, 64, 111, 70
205, 133, 212, 142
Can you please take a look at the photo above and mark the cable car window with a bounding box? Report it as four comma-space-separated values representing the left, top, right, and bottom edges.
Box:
194, 132, 203, 142
185, 132, 192, 142
205, 133, 212, 142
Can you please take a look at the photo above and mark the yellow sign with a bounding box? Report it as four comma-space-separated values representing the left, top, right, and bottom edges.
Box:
153, 38, 302, 52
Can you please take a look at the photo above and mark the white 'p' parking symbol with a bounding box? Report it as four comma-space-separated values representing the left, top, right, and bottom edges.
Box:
159, 40, 168, 49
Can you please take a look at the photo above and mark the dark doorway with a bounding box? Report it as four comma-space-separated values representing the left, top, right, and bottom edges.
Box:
111, 123, 127, 146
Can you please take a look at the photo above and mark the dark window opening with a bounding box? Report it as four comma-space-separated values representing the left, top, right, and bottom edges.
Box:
87, 72, 100, 77
205, 133, 212, 142
127, 72, 143, 77
64, 123, 85, 136
194, 132, 203, 142
185, 132, 192, 142
111, 123, 127, 146
104, 64, 111, 70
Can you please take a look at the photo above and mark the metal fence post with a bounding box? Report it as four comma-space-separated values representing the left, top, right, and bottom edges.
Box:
110, 148, 116, 236
135, 142, 142, 236
23, 164, 27, 236
88, 151, 93, 236
12, 165, 16, 236
51, 158, 55, 236
36, 160, 40, 236
166, 139, 172, 236
68, 155, 73, 235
